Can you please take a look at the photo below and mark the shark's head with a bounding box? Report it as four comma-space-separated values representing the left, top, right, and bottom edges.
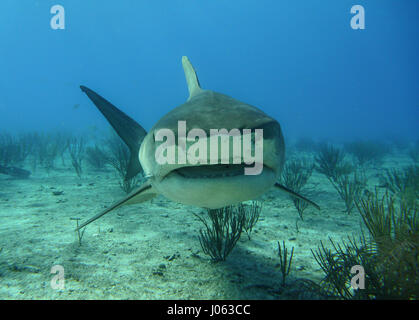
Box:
138, 57, 285, 208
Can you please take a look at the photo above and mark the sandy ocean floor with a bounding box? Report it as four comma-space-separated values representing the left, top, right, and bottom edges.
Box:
0, 152, 413, 299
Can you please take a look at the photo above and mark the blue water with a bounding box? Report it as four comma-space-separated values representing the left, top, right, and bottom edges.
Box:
0, 0, 417, 142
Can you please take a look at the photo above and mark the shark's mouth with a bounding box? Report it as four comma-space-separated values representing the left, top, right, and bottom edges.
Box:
173, 164, 267, 179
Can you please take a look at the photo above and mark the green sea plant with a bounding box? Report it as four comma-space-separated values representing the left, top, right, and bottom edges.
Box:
238, 201, 262, 240
70, 217, 86, 246
315, 143, 353, 183
68, 136, 86, 178
277, 240, 294, 286
34, 132, 61, 173
106, 133, 140, 193
305, 191, 419, 299
194, 205, 245, 262
332, 171, 367, 214
380, 165, 419, 208
0, 132, 32, 166
57, 133, 72, 165
315, 144, 366, 213
306, 235, 376, 299
17, 132, 37, 165
279, 158, 314, 219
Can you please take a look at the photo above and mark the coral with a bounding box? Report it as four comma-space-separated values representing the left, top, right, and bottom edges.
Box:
105, 133, 140, 193
277, 240, 294, 286
68, 136, 86, 178
332, 171, 367, 214
70, 217, 86, 246
194, 205, 245, 262
0, 132, 32, 166
306, 191, 419, 299
33, 132, 61, 173
315, 143, 353, 183
380, 165, 419, 208
239, 201, 262, 240
315, 144, 367, 214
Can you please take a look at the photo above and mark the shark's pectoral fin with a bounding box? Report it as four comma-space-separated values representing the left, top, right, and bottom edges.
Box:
274, 183, 320, 210
80, 85, 147, 180
75, 181, 157, 231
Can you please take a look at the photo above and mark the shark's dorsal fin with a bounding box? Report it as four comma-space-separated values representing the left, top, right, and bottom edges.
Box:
182, 56, 202, 100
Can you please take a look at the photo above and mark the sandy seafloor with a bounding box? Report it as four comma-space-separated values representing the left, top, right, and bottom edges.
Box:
0, 151, 413, 299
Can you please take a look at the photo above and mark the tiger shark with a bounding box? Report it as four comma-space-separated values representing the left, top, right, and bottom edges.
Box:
76, 56, 319, 230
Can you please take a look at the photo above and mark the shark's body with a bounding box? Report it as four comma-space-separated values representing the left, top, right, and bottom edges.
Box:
77, 56, 319, 230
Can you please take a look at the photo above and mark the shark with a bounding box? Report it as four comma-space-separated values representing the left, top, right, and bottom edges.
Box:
76, 56, 319, 230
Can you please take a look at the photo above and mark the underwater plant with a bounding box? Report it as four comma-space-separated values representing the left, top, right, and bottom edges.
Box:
380, 165, 419, 208
86, 144, 108, 170
307, 235, 375, 299
33, 132, 62, 173
70, 217, 86, 246
57, 133, 72, 166
332, 171, 367, 214
305, 190, 419, 299
0, 132, 32, 166
344, 140, 390, 167
315, 143, 366, 213
356, 191, 418, 298
238, 201, 262, 240
68, 136, 86, 178
194, 205, 245, 262
0, 133, 15, 166
17, 132, 37, 165
106, 133, 140, 193
315, 143, 353, 184
277, 240, 294, 286
279, 158, 314, 219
